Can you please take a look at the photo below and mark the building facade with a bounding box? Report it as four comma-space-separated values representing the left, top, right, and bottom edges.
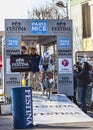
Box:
70, 0, 93, 62
0, 31, 4, 55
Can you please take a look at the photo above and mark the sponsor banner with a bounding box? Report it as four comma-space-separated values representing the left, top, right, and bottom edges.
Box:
10, 55, 30, 72
7, 38, 19, 48
5, 20, 27, 34
48, 20, 72, 35
5, 49, 20, 56
58, 49, 72, 56
5, 19, 72, 35
6, 74, 21, 86
6, 58, 19, 74
33, 93, 93, 124
58, 74, 73, 86
31, 20, 48, 34
12, 87, 33, 128
59, 38, 71, 48
58, 58, 72, 74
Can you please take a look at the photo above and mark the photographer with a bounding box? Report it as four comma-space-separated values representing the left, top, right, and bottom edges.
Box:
75, 62, 90, 114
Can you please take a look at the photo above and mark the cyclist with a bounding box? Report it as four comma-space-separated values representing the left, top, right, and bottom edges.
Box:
39, 51, 54, 71
39, 51, 55, 96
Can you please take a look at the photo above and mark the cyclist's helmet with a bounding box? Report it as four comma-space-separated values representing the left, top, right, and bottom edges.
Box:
44, 51, 50, 58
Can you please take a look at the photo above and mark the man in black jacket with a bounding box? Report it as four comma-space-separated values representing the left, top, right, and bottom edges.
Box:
27, 45, 41, 90
75, 62, 90, 114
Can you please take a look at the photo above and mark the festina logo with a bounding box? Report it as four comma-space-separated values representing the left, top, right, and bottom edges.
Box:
6, 21, 26, 32
52, 22, 71, 32
25, 89, 33, 126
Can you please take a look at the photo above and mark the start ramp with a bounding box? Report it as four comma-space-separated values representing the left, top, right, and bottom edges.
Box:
32, 92, 93, 125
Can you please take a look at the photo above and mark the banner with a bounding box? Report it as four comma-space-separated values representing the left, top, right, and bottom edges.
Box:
10, 54, 30, 72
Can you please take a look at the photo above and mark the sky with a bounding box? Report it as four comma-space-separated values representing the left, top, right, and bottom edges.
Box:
0, 0, 54, 31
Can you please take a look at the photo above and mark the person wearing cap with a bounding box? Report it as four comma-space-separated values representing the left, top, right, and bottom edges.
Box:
21, 46, 27, 54
21, 45, 28, 86
27, 45, 41, 90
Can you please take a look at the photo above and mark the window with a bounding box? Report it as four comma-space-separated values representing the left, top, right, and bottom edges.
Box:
82, 3, 91, 38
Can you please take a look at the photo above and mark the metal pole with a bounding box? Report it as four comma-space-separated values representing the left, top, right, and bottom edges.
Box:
66, 0, 69, 19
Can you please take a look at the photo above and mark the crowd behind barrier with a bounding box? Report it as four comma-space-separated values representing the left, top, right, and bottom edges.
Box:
73, 61, 93, 113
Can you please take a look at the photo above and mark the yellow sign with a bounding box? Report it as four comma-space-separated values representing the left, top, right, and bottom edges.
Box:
21, 79, 26, 87
82, 38, 92, 51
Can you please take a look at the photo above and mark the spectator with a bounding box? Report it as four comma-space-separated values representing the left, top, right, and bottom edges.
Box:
27, 45, 41, 90
21, 46, 27, 54
75, 61, 90, 114
89, 66, 93, 84
76, 61, 82, 72
21, 45, 28, 86
88, 66, 93, 109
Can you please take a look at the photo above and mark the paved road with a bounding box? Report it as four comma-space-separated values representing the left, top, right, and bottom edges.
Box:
0, 92, 93, 130
0, 113, 93, 130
